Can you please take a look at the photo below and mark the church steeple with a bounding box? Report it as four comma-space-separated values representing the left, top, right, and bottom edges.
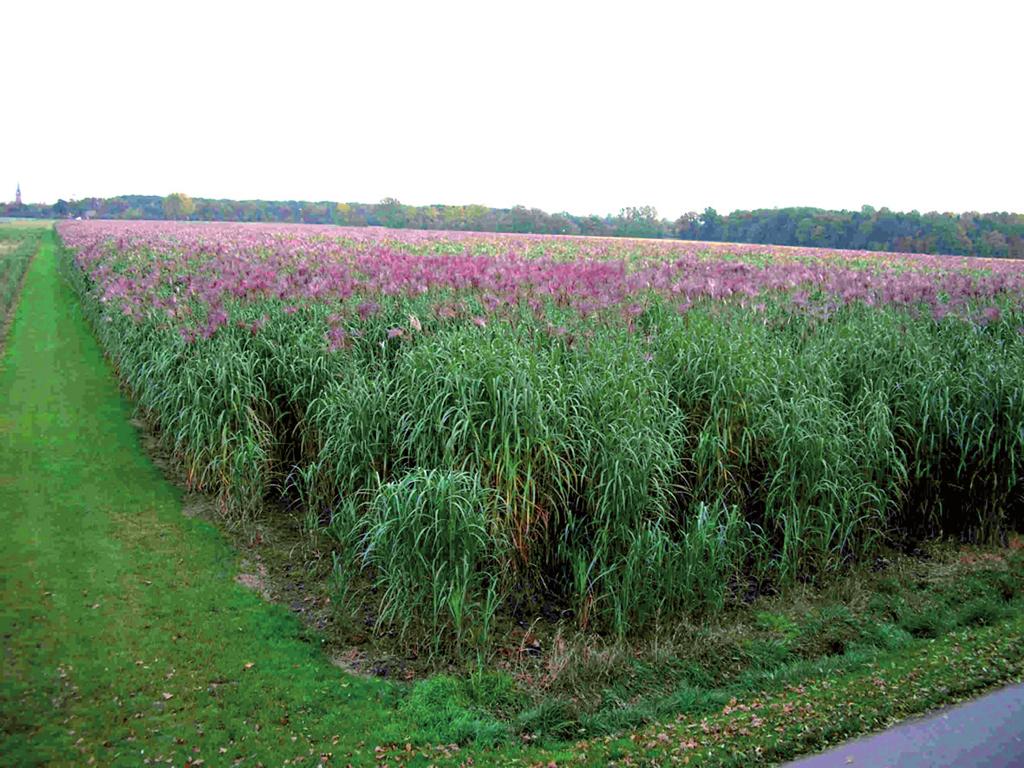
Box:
15, 183, 21, 205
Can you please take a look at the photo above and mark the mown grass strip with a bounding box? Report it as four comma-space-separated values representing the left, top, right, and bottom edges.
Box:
0, 233, 402, 767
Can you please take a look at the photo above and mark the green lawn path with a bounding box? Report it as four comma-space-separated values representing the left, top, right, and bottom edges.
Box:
0, 232, 403, 767
2, 232, 1023, 767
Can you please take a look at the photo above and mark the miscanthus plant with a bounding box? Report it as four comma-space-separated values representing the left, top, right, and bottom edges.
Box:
56, 221, 1024, 644
362, 469, 506, 651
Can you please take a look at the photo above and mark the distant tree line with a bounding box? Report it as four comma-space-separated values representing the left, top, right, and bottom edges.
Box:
677, 206, 1024, 259
4, 194, 1022, 258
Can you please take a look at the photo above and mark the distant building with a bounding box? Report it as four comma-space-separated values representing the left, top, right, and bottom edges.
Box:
15, 183, 22, 205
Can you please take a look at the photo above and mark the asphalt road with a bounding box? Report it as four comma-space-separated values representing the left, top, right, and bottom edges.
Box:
785, 683, 1024, 767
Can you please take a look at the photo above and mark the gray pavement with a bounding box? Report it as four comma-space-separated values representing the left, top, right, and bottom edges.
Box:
785, 684, 1024, 767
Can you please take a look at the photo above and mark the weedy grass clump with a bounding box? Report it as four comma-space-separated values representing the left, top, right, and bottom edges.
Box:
393, 674, 509, 746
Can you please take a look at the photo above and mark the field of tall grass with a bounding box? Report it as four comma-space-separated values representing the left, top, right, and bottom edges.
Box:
57, 220, 1024, 645
0, 225, 43, 343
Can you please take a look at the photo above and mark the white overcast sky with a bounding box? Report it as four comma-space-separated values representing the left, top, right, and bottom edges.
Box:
3, 0, 1022, 216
